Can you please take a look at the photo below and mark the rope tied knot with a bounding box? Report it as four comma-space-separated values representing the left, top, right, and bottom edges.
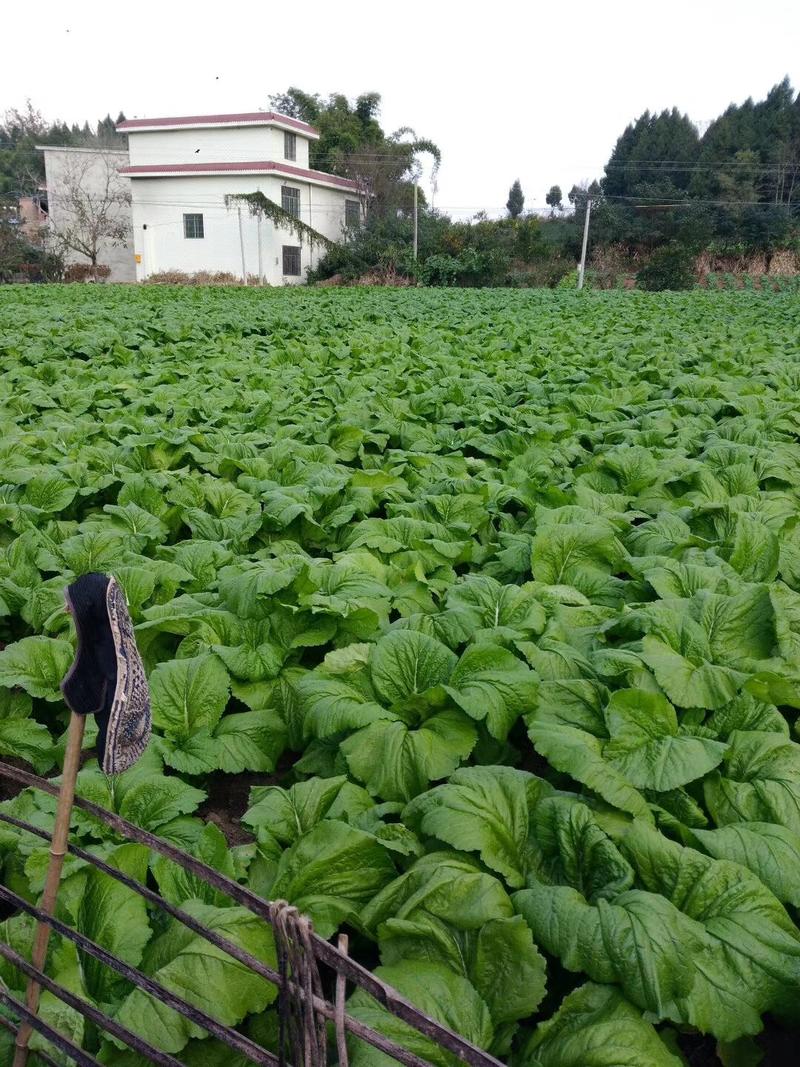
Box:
268, 900, 327, 1067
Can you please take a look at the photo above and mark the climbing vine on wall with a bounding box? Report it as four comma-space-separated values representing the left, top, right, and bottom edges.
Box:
225, 192, 336, 250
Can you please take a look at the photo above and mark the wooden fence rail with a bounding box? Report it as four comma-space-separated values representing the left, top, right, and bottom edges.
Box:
0, 939, 184, 1067
0, 760, 505, 1067
0, 987, 100, 1067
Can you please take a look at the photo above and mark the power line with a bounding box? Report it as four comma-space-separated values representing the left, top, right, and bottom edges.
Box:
601, 159, 800, 170
46, 193, 795, 214
118, 154, 800, 176
601, 193, 798, 207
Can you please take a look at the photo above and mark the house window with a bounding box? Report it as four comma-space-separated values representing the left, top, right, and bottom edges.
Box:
284, 131, 297, 161
281, 186, 300, 218
183, 213, 204, 239
345, 199, 361, 228
282, 245, 301, 276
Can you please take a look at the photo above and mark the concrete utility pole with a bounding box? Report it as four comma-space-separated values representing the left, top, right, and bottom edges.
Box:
577, 197, 592, 290
237, 207, 248, 285
413, 181, 418, 260
257, 215, 263, 285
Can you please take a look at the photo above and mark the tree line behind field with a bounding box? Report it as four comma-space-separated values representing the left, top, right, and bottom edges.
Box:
1, 80, 799, 288
294, 79, 800, 289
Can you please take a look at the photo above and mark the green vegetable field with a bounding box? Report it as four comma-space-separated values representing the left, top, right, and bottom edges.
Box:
1, 284, 800, 1065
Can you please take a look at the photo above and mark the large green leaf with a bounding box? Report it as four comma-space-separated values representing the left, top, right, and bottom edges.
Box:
704, 730, 800, 835
341, 708, 476, 802
527, 720, 652, 819
726, 513, 779, 583
379, 912, 546, 1026
514, 880, 700, 1019
151, 823, 236, 908
213, 708, 286, 773
150, 654, 230, 740
639, 633, 743, 710
0, 717, 54, 773
403, 766, 547, 888
212, 636, 283, 682
443, 644, 537, 740
699, 586, 776, 665
705, 692, 789, 739
632, 588, 776, 709
295, 673, 394, 739
369, 630, 457, 705
618, 819, 800, 1038
104, 501, 168, 544
217, 557, 306, 616
23, 471, 78, 513
362, 851, 514, 934
113, 902, 277, 1054
0, 636, 73, 701
347, 961, 494, 1067
531, 520, 625, 596
243, 775, 352, 841
521, 982, 683, 1067
603, 688, 727, 790
120, 775, 206, 829
693, 822, 800, 906
532, 795, 634, 902
532, 678, 608, 736
444, 575, 547, 640
77, 844, 152, 1003
268, 820, 397, 937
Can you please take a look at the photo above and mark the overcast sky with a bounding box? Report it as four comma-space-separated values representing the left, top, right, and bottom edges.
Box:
4, 0, 799, 218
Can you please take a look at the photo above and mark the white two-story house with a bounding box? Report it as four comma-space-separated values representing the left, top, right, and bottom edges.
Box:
117, 111, 361, 284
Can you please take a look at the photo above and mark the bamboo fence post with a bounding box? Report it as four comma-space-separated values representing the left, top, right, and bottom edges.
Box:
13, 710, 85, 1067
335, 933, 350, 1067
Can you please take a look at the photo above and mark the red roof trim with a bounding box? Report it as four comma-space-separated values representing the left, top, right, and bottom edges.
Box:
118, 159, 359, 191
117, 111, 318, 136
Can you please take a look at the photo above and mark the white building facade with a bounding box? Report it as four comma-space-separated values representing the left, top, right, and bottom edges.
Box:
117, 112, 361, 284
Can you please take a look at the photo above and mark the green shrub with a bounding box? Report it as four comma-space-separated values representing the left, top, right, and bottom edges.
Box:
636, 244, 696, 291
556, 270, 578, 290
418, 247, 508, 287
505, 259, 574, 289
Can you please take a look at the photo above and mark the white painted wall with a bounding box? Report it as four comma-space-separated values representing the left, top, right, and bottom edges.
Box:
130, 173, 354, 284
42, 148, 135, 282
128, 126, 310, 168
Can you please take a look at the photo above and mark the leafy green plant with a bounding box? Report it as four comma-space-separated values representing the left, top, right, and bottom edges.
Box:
0, 285, 799, 1064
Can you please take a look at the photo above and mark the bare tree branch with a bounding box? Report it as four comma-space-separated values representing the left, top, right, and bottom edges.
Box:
49, 151, 130, 279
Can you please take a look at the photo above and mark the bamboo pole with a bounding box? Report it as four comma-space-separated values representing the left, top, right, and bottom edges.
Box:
335, 933, 349, 1067
13, 710, 85, 1067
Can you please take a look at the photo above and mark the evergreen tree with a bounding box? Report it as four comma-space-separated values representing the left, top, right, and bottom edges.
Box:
506, 179, 524, 218
694, 78, 800, 208
601, 108, 700, 247
546, 185, 563, 215
603, 108, 699, 200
